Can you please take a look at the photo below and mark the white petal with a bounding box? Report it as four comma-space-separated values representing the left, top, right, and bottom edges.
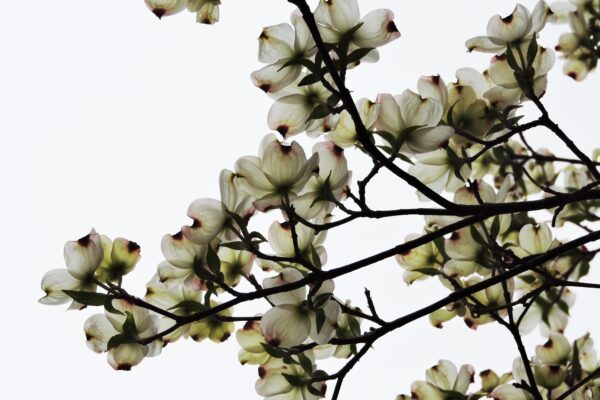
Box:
398, 89, 443, 127
107, 343, 148, 371
39, 269, 82, 305
260, 304, 311, 347
182, 198, 227, 244
84, 314, 118, 353
258, 23, 295, 64
251, 63, 302, 94
64, 229, 103, 280
263, 268, 307, 306
353, 9, 401, 48
486, 4, 532, 44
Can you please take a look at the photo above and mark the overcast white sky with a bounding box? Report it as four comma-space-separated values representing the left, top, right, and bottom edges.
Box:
2, 1, 600, 399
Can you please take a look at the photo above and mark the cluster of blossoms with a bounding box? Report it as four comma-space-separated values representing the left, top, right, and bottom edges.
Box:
396, 333, 600, 400
41, 0, 600, 399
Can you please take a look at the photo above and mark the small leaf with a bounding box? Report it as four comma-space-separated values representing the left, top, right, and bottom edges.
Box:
122, 312, 137, 339
278, 58, 317, 73
490, 217, 500, 240
526, 37, 538, 69
572, 341, 583, 381
306, 104, 330, 122
315, 308, 326, 334
261, 343, 288, 358
470, 225, 487, 246
206, 246, 222, 276
348, 315, 361, 337
344, 47, 374, 65
104, 298, 124, 315
297, 353, 314, 374
298, 73, 321, 87
63, 290, 110, 307
312, 293, 332, 309
282, 373, 307, 387
505, 44, 520, 71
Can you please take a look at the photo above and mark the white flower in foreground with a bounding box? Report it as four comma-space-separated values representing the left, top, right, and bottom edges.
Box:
235, 134, 319, 211
328, 98, 378, 148
159, 230, 209, 286
236, 320, 271, 366
40, 229, 103, 308
376, 86, 453, 155
96, 236, 141, 283
187, 0, 220, 24
293, 141, 351, 219
466, 2, 550, 53
407, 145, 471, 201
395, 233, 444, 284
411, 360, 475, 400
267, 79, 331, 137
314, 0, 400, 63
256, 356, 326, 400
145, 0, 187, 19
516, 288, 575, 335
488, 44, 555, 97
260, 268, 340, 347
84, 300, 162, 370
252, 11, 316, 94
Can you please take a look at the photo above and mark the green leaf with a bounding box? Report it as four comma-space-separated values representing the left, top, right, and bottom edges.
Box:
297, 353, 314, 374
261, 343, 288, 358
344, 47, 374, 65
278, 58, 317, 74
326, 93, 340, 108
572, 341, 583, 381
206, 245, 222, 276
107, 333, 135, 350
470, 225, 487, 246
298, 73, 321, 87
315, 308, 326, 334
306, 104, 330, 122
310, 245, 322, 270
526, 37, 538, 69
62, 290, 110, 307
490, 216, 500, 240
348, 315, 361, 337
282, 373, 307, 387
312, 293, 332, 309
122, 312, 137, 338
505, 44, 520, 71
249, 231, 268, 243
104, 298, 124, 315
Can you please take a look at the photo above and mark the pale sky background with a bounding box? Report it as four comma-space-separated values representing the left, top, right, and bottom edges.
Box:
2, 0, 600, 399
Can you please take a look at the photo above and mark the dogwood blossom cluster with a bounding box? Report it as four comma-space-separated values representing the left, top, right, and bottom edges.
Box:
395, 333, 600, 400
40, 1, 600, 399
